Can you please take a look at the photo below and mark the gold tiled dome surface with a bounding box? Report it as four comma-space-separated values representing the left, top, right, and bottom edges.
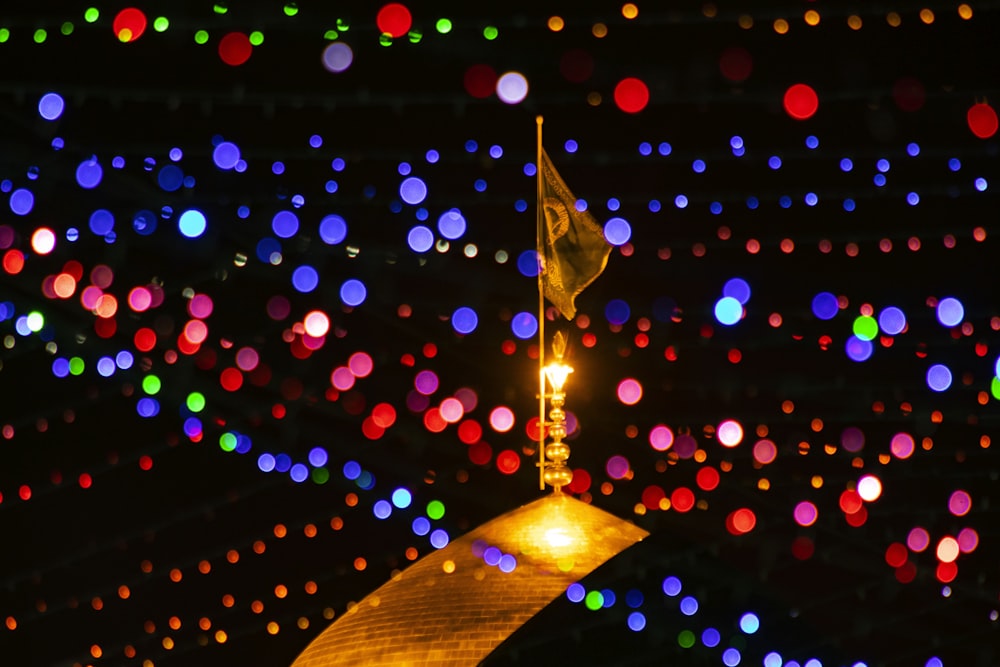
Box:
290, 493, 648, 666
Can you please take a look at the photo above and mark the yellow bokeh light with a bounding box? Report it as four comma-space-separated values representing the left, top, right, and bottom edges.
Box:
297, 617, 310, 630
215, 630, 227, 644
920, 8, 934, 24
886, 12, 901, 27
773, 18, 789, 34
442, 559, 456, 573
757, 478, 770, 491
811, 475, 823, 489
702, 3, 717, 19
848, 13, 863, 28
622, 3, 639, 19
547, 16, 564, 32
592, 22, 608, 38
958, 4, 973, 19
804, 9, 820, 26
738, 14, 753, 29
267, 621, 280, 635
587, 91, 602, 106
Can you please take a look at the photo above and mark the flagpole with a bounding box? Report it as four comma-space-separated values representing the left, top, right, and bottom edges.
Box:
535, 115, 546, 491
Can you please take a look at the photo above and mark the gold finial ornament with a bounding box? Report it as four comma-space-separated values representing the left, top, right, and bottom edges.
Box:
542, 331, 574, 491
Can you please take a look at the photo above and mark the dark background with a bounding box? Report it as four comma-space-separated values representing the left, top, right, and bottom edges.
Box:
1, 2, 998, 666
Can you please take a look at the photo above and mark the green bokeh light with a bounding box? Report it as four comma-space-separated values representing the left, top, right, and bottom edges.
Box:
336, 18, 349, 31
408, 30, 422, 43
379, 33, 393, 47
249, 31, 264, 45
142, 375, 161, 395
154, 17, 169, 32
853, 315, 879, 341
194, 29, 209, 44
483, 25, 498, 40
678, 630, 696, 648
84, 8, 99, 23
213, 3, 228, 14
435, 18, 452, 33
219, 432, 237, 452
26, 311, 44, 332
991, 377, 1000, 400
61, 22, 74, 36
33, 29, 47, 44
323, 29, 338, 40
69, 357, 85, 376
426, 500, 445, 520
284, 3, 298, 17
584, 590, 604, 611
186, 391, 206, 413
311, 467, 330, 484
0, 29, 9, 43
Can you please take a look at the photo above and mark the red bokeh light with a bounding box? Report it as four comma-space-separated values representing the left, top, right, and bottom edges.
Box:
967, 102, 998, 139
463, 64, 497, 99
783, 83, 819, 120
670, 486, 695, 512
220, 367, 243, 392
567, 468, 591, 494
376, 3, 413, 38
614, 77, 650, 114
719, 46, 753, 82
219, 32, 253, 67
641, 485, 665, 510
468, 442, 492, 466
695, 466, 720, 491
113, 8, 147, 42
496, 449, 520, 474
884, 542, 908, 568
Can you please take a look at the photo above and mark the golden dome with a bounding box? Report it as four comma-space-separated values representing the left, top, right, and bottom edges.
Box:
290, 492, 648, 666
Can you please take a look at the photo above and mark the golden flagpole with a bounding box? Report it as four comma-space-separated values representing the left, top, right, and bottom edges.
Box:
535, 115, 546, 491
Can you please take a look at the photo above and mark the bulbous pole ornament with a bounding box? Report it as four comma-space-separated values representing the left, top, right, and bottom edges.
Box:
542, 331, 574, 492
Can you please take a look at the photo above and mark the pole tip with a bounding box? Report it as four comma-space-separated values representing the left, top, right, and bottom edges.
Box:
536, 115, 544, 126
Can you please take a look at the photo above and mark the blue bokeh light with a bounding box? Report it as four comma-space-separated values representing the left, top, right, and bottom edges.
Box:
662, 576, 682, 596
516, 250, 540, 277
391, 488, 412, 509
178, 209, 207, 238
340, 279, 367, 306
811, 292, 839, 320
212, 141, 240, 170
936, 297, 964, 326
400, 176, 428, 205
701, 627, 721, 647
566, 583, 585, 603
679, 596, 699, 616
373, 500, 392, 519
926, 364, 952, 392
10, 188, 34, 215
846, 335, 874, 362
291, 265, 319, 293
739, 612, 760, 634
38, 92, 65, 120
272, 210, 299, 238
319, 214, 348, 245
879, 306, 907, 335
411, 516, 430, 536
452, 306, 478, 334
722, 648, 742, 666
627, 612, 646, 631
715, 296, 743, 325
511, 312, 538, 339
407, 225, 434, 252
723, 278, 751, 304
604, 217, 631, 246
438, 209, 467, 240
605, 299, 631, 325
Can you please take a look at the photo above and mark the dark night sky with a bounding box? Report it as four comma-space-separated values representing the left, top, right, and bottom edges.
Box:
1, 2, 998, 666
